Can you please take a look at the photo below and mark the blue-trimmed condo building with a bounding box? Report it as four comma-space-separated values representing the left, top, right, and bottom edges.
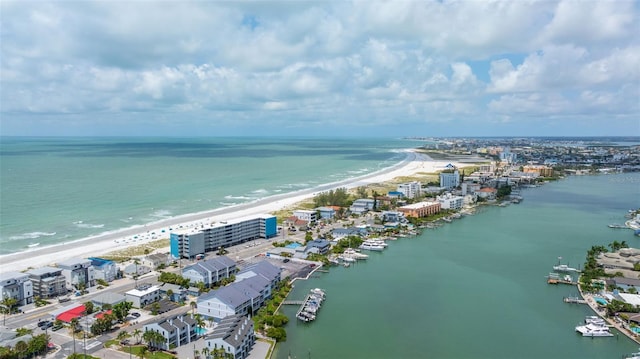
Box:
170, 214, 277, 259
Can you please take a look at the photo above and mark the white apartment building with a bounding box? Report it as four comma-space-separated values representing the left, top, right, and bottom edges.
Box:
0, 272, 33, 306
397, 181, 422, 199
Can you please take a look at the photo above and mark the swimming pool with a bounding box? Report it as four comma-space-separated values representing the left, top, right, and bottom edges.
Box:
594, 297, 608, 305
632, 327, 640, 334
196, 327, 207, 335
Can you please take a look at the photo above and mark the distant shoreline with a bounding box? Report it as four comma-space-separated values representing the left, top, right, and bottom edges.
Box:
0, 149, 466, 272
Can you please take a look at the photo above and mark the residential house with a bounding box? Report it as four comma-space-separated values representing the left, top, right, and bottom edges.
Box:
205, 315, 255, 359
306, 239, 331, 255
349, 199, 375, 215
142, 253, 171, 270
91, 292, 126, 308
26, 266, 67, 299
159, 283, 187, 302
182, 256, 237, 288
57, 258, 95, 289
143, 314, 198, 350
0, 272, 33, 306
293, 210, 318, 224
476, 187, 497, 200
125, 284, 161, 308
331, 227, 368, 240
315, 207, 336, 220
122, 263, 152, 278
89, 257, 117, 282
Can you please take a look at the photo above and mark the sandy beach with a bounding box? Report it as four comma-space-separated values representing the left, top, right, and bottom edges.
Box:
0, 150, 464, 273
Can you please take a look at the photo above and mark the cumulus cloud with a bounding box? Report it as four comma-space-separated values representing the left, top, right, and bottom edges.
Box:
0, 0, 638, 136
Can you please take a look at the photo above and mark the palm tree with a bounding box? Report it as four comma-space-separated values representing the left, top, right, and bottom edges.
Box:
190, 301, 197, 315
132, 328, 143, 344
138, 346, 148, 359
202, 347, 210, 359
194, 314, 205, 336
117, 330, 131, 343
207, 317, 215, 329
0, 296, 17, 325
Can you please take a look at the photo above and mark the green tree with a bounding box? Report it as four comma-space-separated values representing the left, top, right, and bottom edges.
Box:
84, 301, 95, 315
117, 330, 131, 343
1, 296, 18, 325
113, 301, 133, 322
138, 346, 148, 359
132, 328, 143, 344
304, 231, 313, 244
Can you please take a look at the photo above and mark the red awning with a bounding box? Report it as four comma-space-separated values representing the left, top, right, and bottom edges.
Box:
56, 304, 86, 323
95, 309, 112, 319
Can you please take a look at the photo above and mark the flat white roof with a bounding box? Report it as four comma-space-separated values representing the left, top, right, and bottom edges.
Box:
126, 285, 160, 297
400, 201, 439, 209
171, 214, 274, 235
619, 293, 640, 307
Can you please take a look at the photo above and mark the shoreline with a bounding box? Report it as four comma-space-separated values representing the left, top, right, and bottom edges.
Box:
0, 149, 467, 272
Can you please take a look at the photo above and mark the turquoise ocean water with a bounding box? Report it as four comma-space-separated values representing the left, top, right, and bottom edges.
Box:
0, 137, 415, 255
276, 172, 640, 359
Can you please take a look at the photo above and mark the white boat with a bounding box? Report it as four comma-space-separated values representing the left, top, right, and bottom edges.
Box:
344, 248, 368, 259
365, 239, 388, 247
585, 316, 606, 325
553, 264, 580, 272
338, 255, 356, 262
575, 323, 614, 337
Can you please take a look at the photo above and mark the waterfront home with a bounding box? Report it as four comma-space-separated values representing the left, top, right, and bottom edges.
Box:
56, 258, 95, 290
307, 239, 331, 255
142, 253, 171, 270
205, 315, 255, 359
197, 260, 281, 321
381, 211, 404, 223
0, 272, 33, 306
397, 201, 441, 218
476, 187, 497, 200
437, 193, 464, 210
331, 227, 368, 240
182, 256, 237, 288
597, 248, 640, 271
170, 214, 277, 259
143, 314, 197, 350
26, 266, 67, 299
125, 284, 161, 308
89, 257, 117, 282
609, 277, 640, 293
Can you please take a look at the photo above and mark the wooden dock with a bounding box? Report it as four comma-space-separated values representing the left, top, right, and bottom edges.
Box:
563, 296, 587, 304
282, 300, 305, 305
547, 278, 577, 285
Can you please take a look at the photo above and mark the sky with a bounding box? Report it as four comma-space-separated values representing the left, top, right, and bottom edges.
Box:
1, 1, 639, 137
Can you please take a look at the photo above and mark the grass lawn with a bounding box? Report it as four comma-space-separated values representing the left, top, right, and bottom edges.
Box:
124, 345, 176, 359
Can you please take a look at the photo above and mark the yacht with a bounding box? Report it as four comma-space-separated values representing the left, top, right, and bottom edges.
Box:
344, 248, 368, 259
365, 239, 388, 247
575, 323, 614, 337
359, 242, 385, 251
553, 264, 580, 272
585, 316, 606, 325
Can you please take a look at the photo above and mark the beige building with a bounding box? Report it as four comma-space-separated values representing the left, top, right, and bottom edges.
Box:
398, 201, 441, 218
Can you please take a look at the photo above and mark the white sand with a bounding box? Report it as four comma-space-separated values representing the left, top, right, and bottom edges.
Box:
0, 150, 465, 272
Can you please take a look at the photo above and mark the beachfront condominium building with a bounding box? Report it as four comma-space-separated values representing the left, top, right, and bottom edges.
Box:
397, 201, 441, 218
0, 272, 33, 306
170, 214, 277, 259
182, 256, 237, 287
57, 258, 95, 289
439, 168, 460, 189
205, 315, 255, 359
26, 266, 67, 299
397, 181, 422, 199
143, 314, 197, 350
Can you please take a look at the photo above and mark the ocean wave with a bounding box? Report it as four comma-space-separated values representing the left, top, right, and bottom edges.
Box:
150, 209, 172, 218
224, 195, 252, 200
251, 188, 269, 194
219, 202, 238, 206
9, 231, 57, 241
74, 222, 105, 229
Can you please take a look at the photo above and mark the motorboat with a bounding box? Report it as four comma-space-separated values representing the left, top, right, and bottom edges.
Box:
359, 242, 385, 251
553, 264, 580, 272
585, 316, 606, 325
575, 323, 614, 337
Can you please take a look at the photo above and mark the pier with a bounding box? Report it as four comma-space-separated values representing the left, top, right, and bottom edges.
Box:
296, 288, 326, 322
548, 278, 577, 285
563, 296, 587, 304
282, 300, 305, 305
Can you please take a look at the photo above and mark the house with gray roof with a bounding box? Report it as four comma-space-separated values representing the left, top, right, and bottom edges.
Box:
0, 272, 33, 306
57, 257, 95, 289
205, 315, 255, 359
91, 292, 126, 308
235, 260, 281, 290
26, 266, 67, 299
143, 314, 198, 350
182, 256, 237, 288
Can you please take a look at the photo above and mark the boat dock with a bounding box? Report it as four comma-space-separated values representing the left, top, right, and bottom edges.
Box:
548, 278, 577, 285
296, 288, 326, 322
282, 300, 305, 305
564, 296, 587, 304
